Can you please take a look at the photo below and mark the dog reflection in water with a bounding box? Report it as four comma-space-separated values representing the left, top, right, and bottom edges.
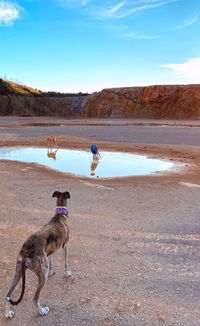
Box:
47, 149, 58, 161
90, 155, 99, 176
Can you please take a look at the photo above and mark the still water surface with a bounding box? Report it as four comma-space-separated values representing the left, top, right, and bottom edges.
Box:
0, 147, 176, 178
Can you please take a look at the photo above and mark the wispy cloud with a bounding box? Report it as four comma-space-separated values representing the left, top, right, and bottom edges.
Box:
58, 0, 89, 7
122, 32, 158, 39
176, 15, 198, 29
97, 1, 177, 19
161, 58, 200, 81
57, 0, 178, 19
104, 2, 125, 17
82, 0, 89, 5
0, 1, 23, 26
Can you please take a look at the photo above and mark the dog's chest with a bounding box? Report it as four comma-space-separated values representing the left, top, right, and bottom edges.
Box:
45, 217, 69, 255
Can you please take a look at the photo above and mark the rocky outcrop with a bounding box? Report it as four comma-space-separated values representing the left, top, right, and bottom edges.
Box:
0, 79, 87, 117
82, 85, 200, 119
1, 82, 200, 119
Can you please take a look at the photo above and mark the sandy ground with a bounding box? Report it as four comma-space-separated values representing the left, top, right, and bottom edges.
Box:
1, 117, 200, 326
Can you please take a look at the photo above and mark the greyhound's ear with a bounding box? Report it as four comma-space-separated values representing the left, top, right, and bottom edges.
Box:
63, 191, 70, 199
52, 191, 61, 198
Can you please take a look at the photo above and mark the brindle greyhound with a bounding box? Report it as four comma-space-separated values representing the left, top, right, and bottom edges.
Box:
5, 191, 71, 319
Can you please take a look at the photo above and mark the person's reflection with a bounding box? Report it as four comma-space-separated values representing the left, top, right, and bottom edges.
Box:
90, 155, 99, 176
47, 148, 58, 161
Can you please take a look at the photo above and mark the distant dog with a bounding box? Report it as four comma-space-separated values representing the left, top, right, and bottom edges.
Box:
5, 191, 71, 318
47, 137, 58, 148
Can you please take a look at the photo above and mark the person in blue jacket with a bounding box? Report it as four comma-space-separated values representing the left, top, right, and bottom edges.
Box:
90, 145, 99, 156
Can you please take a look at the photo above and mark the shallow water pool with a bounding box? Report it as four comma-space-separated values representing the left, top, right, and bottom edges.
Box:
0, 147, 177, 178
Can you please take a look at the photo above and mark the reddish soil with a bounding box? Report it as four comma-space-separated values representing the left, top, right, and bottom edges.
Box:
1, 117, 200, 326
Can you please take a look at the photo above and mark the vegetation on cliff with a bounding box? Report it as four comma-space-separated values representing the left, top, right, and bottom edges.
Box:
42, 91, 88, 97
0, 79, 88, 98
0, 79, 42, 96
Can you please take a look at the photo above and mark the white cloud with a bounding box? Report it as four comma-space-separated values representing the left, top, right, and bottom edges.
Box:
0, 1, 22, 26
161, 58, 200, 82
176, 15, 198, 29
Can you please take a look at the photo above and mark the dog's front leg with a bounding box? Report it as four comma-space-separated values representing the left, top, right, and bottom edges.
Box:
63, 244, 71, 277
48, 256, 55, 277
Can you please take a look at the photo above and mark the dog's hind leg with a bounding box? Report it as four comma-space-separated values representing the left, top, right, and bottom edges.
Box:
63, 244, 71, 277
5, 257, 23, 318
32, 257, 49, 316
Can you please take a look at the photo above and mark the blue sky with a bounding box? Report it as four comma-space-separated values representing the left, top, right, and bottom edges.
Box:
0, 0, 199, 92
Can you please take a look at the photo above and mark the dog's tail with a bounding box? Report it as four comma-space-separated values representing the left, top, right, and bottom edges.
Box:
9, 260, 26, 306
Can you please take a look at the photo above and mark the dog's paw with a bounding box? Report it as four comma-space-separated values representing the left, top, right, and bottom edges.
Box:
40, 307, 49, 316
5, 310, 15, 319
49, 270, 55, 277
65, 269, 72, 277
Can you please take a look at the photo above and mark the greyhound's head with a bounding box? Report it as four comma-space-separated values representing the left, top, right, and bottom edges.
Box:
52, 191, 70, 206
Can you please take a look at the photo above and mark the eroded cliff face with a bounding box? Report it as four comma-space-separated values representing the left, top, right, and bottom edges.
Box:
0, 95, 85, 117
0, 84, 200, 119
82, 85, 200, 119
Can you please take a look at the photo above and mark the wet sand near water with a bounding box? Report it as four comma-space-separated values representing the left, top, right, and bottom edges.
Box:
1, 117, 200, 326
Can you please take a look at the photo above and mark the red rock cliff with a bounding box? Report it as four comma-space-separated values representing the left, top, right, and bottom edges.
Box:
82, 85, 200, 119
1, 82, 200, 119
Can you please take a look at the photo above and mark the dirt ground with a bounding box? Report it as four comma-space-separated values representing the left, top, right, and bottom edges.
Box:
1, 117, 200, 326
